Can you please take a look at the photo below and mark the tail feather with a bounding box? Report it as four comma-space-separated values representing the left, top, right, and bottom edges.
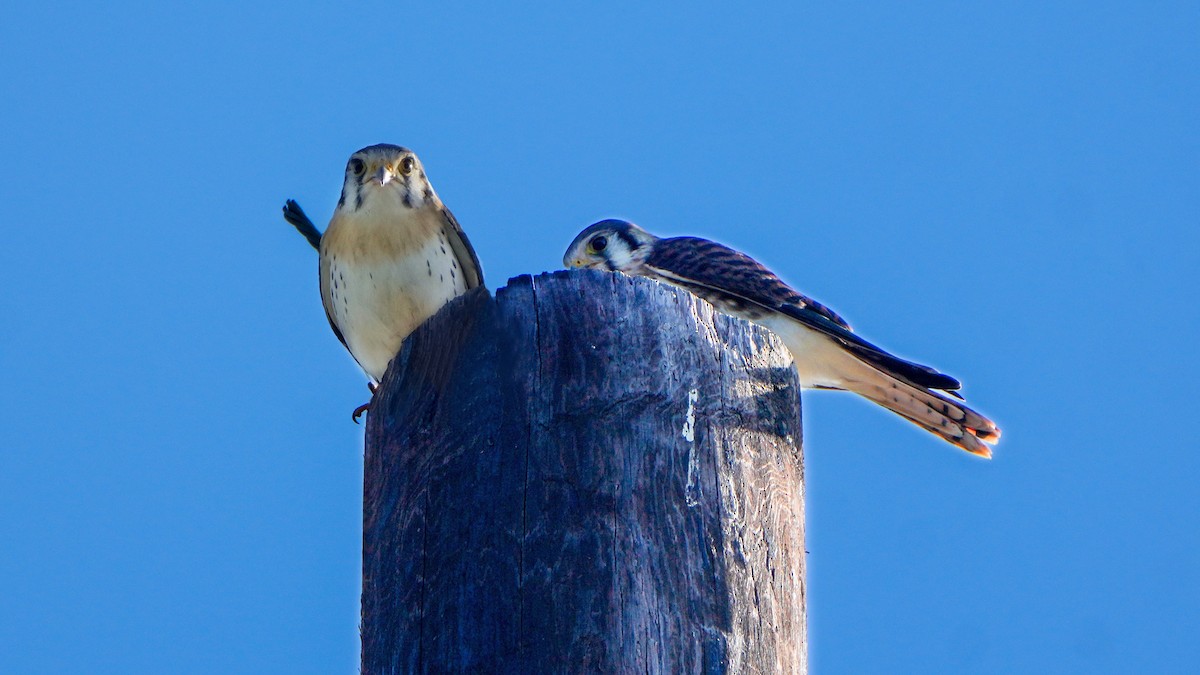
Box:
282, 199, 323, 251
759, 314, 1001, 457
846, 371, 1000, 457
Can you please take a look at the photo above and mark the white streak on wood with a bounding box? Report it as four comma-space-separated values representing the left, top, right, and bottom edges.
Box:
681, 388, 699, 443
683, 388, 700, 507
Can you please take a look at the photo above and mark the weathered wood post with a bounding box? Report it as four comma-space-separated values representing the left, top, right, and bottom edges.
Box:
361, 270, 806, 674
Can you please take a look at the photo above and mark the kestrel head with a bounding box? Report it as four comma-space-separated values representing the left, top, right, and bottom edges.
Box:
338, 144, 437, 213
563, 219, 659, 273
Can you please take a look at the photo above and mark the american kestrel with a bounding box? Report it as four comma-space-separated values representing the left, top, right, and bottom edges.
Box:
563, 219, 1000, 457
287, 144, 484, 419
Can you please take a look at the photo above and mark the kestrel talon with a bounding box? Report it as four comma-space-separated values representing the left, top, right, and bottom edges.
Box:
564, 219, 1000, 457
288, 145, 484, 419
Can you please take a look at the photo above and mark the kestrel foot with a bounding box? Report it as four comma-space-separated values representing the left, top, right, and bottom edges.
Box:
352, 401, 371, 424
352, 382, 379, 423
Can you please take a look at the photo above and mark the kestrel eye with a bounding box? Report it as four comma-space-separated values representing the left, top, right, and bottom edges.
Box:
400, 157, 416, 175
349, 158, 366, 176
589, 235, 608, 253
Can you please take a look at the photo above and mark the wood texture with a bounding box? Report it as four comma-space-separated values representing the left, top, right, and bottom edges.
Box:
362, 269, 806, 674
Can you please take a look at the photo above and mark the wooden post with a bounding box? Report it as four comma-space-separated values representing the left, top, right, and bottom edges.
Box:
361, 270, 806, 674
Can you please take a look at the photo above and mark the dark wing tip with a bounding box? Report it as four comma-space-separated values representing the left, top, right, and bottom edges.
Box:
851, 335, 962, 392
282, 199, 322, 251
923, 369, 962, 392
875, 353, 962, 392
777, 301, 963, 393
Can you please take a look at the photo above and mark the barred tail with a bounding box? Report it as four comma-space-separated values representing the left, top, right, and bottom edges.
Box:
845, 371, 1001, 458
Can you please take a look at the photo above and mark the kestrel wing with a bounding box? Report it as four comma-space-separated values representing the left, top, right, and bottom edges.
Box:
646, 237, 852, 329
316, 214, 350, 355
645, 237, 961, 393
439, 206, 485, 289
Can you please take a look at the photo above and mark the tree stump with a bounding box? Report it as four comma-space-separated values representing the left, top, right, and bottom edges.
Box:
361, 270, 806, 674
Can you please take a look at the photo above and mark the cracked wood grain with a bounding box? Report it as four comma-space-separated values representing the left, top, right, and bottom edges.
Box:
361, 269, 805, 674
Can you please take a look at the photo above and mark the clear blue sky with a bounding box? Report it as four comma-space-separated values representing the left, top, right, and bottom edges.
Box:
2, 3, 1196, 673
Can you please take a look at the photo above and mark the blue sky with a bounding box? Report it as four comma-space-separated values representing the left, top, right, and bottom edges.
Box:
1, 2, 1196, 673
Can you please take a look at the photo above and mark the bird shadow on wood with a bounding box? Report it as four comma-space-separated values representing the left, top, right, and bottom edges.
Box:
720, 365, 803, 441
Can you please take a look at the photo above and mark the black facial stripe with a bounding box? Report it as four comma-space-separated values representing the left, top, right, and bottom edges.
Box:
615, 228, 641, 252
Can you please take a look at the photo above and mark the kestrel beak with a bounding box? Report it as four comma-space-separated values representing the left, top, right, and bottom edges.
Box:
373, 166, 393, 186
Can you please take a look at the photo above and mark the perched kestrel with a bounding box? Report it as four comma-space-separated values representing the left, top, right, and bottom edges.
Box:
284, 144, 484, 419
563, 219, 1000, 457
